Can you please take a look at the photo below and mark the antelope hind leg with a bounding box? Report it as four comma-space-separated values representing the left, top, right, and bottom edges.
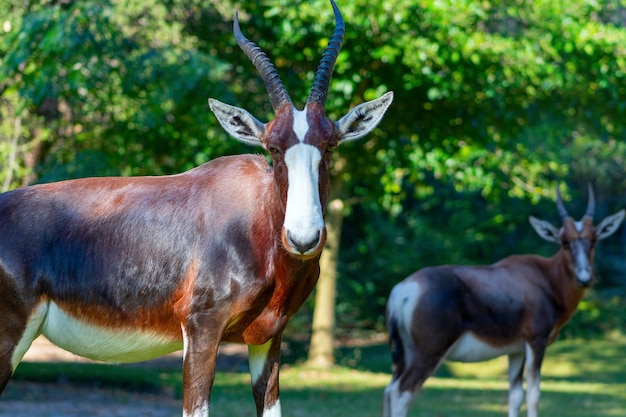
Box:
0, 296, 47, 393
507, 352, 525, 417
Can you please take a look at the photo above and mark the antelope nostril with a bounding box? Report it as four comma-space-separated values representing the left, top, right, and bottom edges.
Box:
575, 266, 592, 286
287, 230, 321, 253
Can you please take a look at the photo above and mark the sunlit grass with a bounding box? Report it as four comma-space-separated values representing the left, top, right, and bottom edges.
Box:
9, 337, 626, 417
212, 337, 626, 417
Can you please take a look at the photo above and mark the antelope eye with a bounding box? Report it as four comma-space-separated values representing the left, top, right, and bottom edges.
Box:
325, 143, 337, 153
268, 146, 281, 156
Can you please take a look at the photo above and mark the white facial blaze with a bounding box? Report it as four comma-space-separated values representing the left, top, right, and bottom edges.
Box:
283, 142, 324, 252
292, 107, 309, 143
574, 220, 584, 233
571, 239, 592, 284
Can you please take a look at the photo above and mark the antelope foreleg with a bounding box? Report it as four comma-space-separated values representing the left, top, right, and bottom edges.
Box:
181, 318, 226, 417
524, 343, 546, 417
248, 337, 282, 417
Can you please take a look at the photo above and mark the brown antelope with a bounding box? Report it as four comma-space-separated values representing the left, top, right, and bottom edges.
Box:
0, 2, 393, 416
383, 185, 624, 417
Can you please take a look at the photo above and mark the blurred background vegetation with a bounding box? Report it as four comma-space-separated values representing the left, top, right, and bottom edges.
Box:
1, 0, 625, 351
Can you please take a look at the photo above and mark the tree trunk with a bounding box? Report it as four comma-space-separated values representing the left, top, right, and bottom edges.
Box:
306, 197, 344, 368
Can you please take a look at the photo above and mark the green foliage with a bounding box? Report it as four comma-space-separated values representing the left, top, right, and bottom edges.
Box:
355, 0, 626, 200
562, 293, 626, 339
0, 91, 49, 190
1, 0, 239, 181
332, 0, 626, 332
2, 0, 626, 336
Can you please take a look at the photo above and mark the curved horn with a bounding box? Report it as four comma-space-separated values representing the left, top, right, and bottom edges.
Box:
307, 0, 345, 108
585, 183, 595, 218
234, 12, 292, 111
556, 185, 570, 220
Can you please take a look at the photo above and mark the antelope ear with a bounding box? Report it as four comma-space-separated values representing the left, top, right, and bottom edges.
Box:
335, 91, 394, 143
529, 216, 561, 244
596, 209, 625, 240
209, 98, 265, 147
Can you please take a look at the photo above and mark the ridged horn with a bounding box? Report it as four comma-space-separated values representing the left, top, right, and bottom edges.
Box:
307, 0, 345, 108
585, 183, 595, 218
556, 185, 570, 220
234, 11, 292, 111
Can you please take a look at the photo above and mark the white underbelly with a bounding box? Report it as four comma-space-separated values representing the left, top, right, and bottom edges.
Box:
41, 302, 183, 363
446, 332, 524, 362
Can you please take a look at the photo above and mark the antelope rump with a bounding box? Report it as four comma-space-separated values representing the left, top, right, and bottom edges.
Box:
0, 2, 393, 417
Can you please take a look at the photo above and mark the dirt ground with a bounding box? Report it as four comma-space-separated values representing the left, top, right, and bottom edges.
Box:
0, 336, 249, 417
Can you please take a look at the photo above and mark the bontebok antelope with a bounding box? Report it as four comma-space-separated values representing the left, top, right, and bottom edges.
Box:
383, 186, 624, 417
0, 2, 393, 416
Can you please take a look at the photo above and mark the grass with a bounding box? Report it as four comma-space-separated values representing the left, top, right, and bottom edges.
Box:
9, 335, 626, 417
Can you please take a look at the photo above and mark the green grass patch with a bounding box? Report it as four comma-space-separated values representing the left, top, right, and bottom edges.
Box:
10, 336, 626, 417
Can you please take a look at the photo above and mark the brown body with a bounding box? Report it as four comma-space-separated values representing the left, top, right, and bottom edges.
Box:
0, 2, 393, 417
383, 187, 624, 417
0, 155, 319, 415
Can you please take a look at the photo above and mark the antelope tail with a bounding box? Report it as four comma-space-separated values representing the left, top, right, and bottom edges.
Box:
387, 314, 405, 379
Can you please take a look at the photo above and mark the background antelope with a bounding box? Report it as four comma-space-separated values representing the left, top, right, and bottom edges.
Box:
383, 185, 624, 417
0, 2, 393, 417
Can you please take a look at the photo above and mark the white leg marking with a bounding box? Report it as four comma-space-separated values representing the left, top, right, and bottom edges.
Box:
183, 402, 208, 417
248, 340, 273, 385
262, 399, 282, 417
11, 302, 48, 370
383, 383, 391, 417
507, 353, 525, 417
283, 143, 324, 249
525, 344, 541, 417
383, 379, 414, 417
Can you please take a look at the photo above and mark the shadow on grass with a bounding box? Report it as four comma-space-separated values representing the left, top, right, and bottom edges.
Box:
11, 362, 170, 394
